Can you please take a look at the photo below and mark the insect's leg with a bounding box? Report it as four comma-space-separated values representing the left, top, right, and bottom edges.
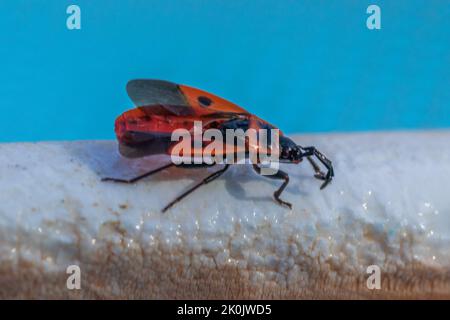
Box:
162, 165, 230, 213
301, 146, 334, 190
102, 163, 174, 184
252, 165, 292, 209
306, 156, 326, 181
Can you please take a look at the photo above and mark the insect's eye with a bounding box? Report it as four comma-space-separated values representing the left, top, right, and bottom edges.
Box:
198, 96, 213, 107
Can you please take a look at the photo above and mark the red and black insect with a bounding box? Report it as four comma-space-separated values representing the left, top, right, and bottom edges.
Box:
103, 80, 334, 212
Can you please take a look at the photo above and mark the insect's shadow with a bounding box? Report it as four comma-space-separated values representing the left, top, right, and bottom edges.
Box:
68, 141, 314, 204
223, 166, 311, 204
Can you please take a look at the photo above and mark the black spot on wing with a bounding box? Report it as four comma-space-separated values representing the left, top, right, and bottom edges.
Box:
198, 96, 213, 107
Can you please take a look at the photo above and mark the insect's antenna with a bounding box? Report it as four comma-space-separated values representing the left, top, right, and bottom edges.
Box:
299, 145, 334, 190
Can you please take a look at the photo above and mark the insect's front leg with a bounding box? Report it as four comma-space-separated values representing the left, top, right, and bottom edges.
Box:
301, 146, 334, 189
306, 156, 327, 181
252, 164, 292, 209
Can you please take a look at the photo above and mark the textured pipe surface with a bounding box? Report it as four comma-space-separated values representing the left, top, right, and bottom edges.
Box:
0, 131, 449, 299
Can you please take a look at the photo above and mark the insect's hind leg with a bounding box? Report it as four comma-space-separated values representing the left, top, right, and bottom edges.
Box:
252, 164, 292, 209
162, 164, 230, 213
101, 163, 174, 183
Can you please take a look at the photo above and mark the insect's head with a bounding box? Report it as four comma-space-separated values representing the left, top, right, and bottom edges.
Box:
279, 136, 303, 163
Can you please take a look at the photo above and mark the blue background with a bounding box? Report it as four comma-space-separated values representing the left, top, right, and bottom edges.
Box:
0, 0, 449, 142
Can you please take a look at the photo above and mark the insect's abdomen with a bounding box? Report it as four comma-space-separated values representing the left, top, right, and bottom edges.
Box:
115, 106, 213, 158
115, 107, 176, 158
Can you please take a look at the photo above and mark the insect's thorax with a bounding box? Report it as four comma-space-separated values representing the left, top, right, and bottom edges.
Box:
279, 136, 302, 163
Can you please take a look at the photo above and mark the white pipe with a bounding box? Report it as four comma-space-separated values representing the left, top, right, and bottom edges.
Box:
0, 131, 449, 299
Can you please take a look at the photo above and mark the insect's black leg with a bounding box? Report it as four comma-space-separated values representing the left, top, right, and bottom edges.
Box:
101, 163, 174, 184
252, 164, 292, 209
162, 164, 230, 213
301, 146, 334, 190
306, 156, 326, 181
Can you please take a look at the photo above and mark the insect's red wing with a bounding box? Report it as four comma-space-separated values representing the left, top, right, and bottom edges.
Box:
126, 80, 250, 116
177, 84, 249, 116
